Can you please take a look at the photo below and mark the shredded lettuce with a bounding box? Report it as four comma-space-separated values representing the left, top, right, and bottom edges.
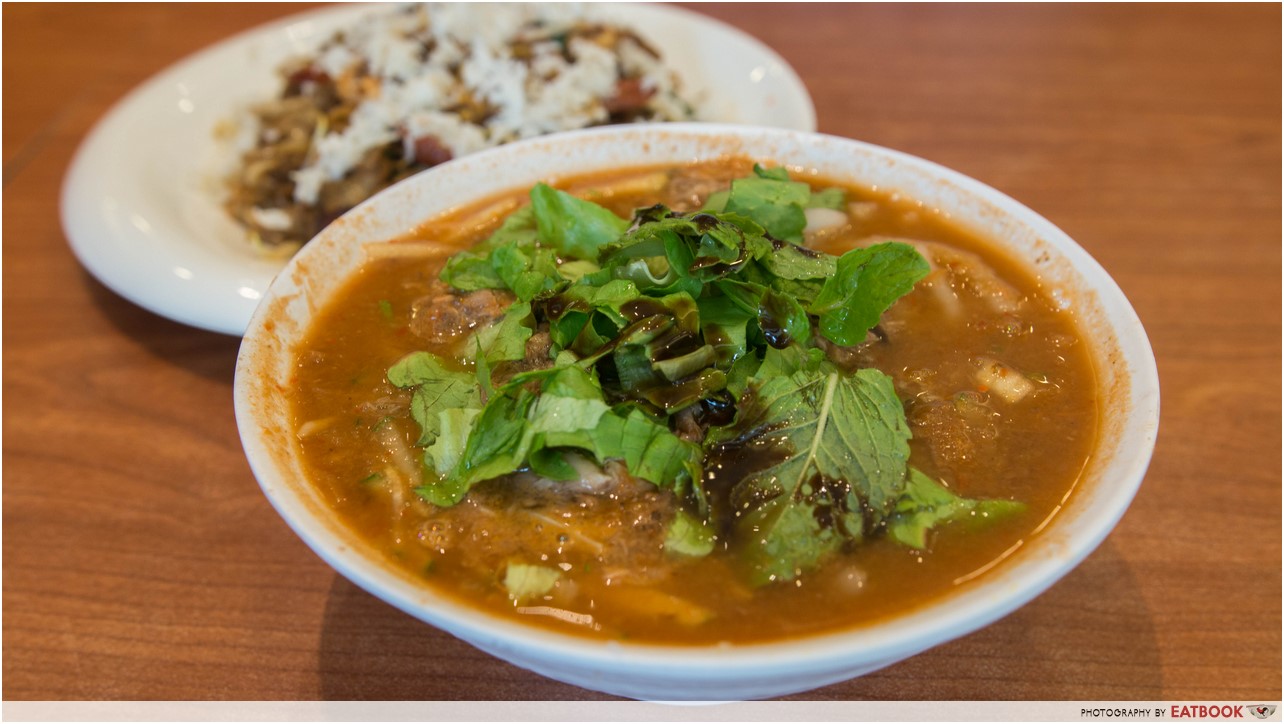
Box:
470, 301, 534, 364
888, 469, 1027, 549
504, 563, 561, 603
387, 352, 479, 446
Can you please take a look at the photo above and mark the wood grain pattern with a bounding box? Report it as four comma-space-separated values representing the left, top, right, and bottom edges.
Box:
4, 2, 1279, 701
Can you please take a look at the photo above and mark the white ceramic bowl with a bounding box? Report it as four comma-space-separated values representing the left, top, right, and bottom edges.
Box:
233, 124, 1160, 700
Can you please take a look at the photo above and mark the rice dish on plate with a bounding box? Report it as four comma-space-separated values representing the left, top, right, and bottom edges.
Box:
223, 2, 697, 253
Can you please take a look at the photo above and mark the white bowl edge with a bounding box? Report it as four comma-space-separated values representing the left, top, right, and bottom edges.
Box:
233, 124, 1160, 700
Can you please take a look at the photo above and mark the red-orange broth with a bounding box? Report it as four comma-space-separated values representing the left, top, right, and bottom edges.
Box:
288, 157, 1097, 644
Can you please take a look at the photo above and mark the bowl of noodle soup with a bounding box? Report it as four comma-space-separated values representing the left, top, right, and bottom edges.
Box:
234, 124, 1158, 700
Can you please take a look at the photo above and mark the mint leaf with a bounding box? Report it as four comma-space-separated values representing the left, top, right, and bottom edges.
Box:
810, 242, 930, 346
653, 344, 717, 382
710, 365, 911, 584
698, 293, 753, 367
757, 288, 810, 349
489, 243, 560, 302
723, 166, 811, 241
553, 279, 641, 328
888, 468, 1026, 549
738, 495, 845, 582
531, 183, 629, 260
752, 343, 825, 381
725, 350, 762, 399
807, 187, 846, 210
756, 242, 837, 281
606, 211, 752, 288
636, 368, 728, 413
664, 509, 716, 557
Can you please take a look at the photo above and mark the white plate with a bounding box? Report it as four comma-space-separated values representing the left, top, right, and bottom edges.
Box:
60, 3, 816, 336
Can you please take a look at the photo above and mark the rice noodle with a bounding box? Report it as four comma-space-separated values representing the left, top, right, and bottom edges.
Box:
296, 417, 336, 438
519, 509, 605, 554
362, 241, 457, 260
904, 240, 964, 318
569, 171, 670, 201
875, 237, 1022, 316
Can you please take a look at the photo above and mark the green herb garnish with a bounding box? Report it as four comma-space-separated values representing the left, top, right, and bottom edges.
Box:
888, 468, 1026, 549
704, 347, 911, 585
388, 166, 1018, 586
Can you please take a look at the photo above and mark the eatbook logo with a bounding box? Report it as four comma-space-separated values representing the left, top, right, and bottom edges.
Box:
1249, 706, 1277, 720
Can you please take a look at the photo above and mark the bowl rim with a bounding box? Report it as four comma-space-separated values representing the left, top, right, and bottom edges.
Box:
234, 122, 1160, 677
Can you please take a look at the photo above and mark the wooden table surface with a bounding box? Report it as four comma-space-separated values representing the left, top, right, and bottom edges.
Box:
4, 3, 1280, 703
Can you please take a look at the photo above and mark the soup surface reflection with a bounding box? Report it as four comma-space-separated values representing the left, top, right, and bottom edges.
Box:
288, 158, 1097, 644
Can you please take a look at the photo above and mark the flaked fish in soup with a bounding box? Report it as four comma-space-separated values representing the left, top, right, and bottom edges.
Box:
287, 157, 1097, 643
